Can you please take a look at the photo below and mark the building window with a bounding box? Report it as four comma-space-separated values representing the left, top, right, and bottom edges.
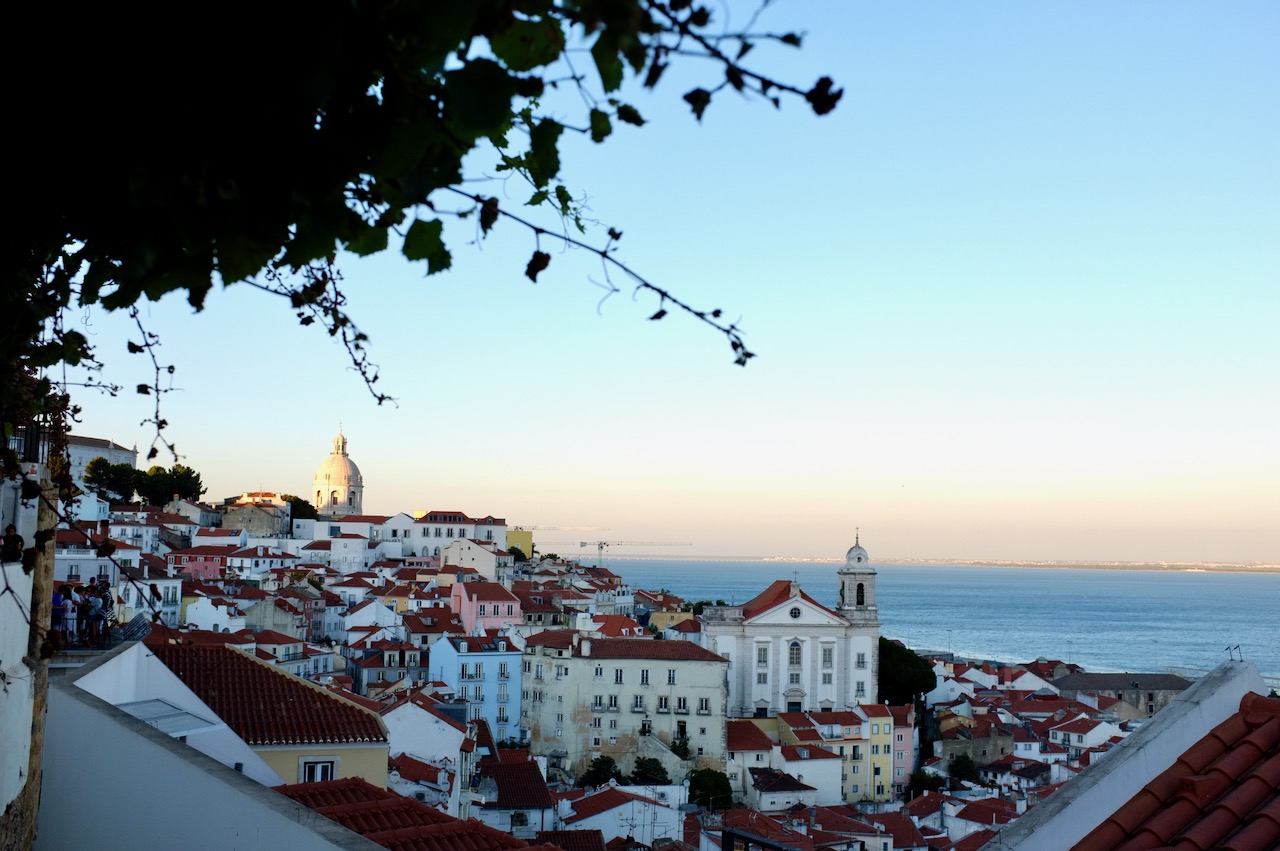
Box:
856, 652, 867, 669
608, 695, 619, 710
677, 697, 688, 712
856, 583, 865, 606
856, 681, 866, 698
789, 673, 801, 685
822, 673, 833, 685
594, 665, 603, 678
592, 717, 602, 728
822, 647, 833, 668
757, 672, 768, 684
609, 719, 618, 729
788, 642, 802, 667
633, 694, 644, 711
593, 695, 604, 709
614, 668, 624, 684
667, 669, 677, 685
641, 669, 650, 685
872, 744, 879, 755
302, 759, 336, 783
698, 697, 710, 713
658, 696, 669, 711
757, 646, 768, 667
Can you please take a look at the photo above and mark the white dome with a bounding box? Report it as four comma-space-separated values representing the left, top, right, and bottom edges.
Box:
314, 453, 362, 487
313, 430, 364, 516
845, 531, 868, 566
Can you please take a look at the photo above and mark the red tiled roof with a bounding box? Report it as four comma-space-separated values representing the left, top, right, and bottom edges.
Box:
749, 767, 815, 793
278, 778, 526, 851
564, 786, 668, 824
954, 797, 1017, 826
740, 579, 840, 622
461, 582, 519, 602
727, 720, 774, 753
536, 830, 607, 851
780, 744, 840, 761
478, 760, 554, 810
861, 811, 927, 849
151, 644, 387, 746
524, 632, 725, 663
1074, 691, 1280, 851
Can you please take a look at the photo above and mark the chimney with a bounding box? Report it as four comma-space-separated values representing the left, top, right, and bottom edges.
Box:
581, 638, 591, 657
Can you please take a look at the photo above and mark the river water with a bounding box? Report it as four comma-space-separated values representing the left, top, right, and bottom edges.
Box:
602, 559, 1280, 681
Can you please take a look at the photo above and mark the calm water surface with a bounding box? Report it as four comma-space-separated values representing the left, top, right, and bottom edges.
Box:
605, 559, 1280, 680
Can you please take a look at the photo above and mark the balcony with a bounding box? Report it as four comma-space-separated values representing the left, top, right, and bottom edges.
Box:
656, 707, 670, 714
674, 708, 689, 715
631, 705, 647, 713
697, 709, 712, 715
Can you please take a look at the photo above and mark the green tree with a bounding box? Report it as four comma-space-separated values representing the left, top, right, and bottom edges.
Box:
578, 755, 623, 789
5, 1, 840, 478
282, 494, 320, 521
906, 769, 944, 800
686, 768, 733, 810
82, 457, 139, 503
135, 463, 207, 506
878, 637, 937, 706
949, 754, 981, 786
628, 756, 670, 786
508, 545, 529, 563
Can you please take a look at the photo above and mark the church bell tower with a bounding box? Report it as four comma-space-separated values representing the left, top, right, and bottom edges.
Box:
837, 530, 879, 626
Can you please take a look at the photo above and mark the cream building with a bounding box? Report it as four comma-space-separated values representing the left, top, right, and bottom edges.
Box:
701, 537, 880, 717
521, 632, 729, 782
312, 429, 364, 518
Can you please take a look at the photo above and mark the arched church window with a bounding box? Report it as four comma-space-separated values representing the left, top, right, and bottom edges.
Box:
316, 490, 322, 504
856, 583, 865, 606
788, 641, 802, 667
347, 491, 354, 506
330, 490, 338, 505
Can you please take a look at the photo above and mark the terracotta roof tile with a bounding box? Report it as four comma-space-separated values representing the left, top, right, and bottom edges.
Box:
151, 644, 387, 746
536, 830, 607, 851
477, 761, 554, 809
563, 786, 667, 824
278, 778, 527, 851
726, 720, 774, 752
1075, 693, 1280, 851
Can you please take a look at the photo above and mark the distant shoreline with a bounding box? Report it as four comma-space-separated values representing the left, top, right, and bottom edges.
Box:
602, 555, 1280, 575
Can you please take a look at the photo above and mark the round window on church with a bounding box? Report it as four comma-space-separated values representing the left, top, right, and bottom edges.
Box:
789, 607, 801, 619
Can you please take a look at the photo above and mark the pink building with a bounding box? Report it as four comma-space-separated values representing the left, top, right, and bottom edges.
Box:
449, 581, 522, 633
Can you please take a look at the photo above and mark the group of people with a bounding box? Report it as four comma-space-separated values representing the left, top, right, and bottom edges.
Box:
51, 578, 115, 648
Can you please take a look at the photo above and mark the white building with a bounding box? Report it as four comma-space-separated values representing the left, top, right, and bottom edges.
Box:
522, 632, 729, 782
700, 538, 880, 717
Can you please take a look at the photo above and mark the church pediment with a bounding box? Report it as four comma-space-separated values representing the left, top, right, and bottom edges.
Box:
745, 597, 846, 627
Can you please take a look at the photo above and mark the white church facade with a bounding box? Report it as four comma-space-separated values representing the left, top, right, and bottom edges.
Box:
700, 537, 880, 717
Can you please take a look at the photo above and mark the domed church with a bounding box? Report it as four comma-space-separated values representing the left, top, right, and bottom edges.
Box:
312, 429, 364, 517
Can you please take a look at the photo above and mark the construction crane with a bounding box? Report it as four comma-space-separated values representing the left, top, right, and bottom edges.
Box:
510, 526, 610, 532
578, 540, 692, 568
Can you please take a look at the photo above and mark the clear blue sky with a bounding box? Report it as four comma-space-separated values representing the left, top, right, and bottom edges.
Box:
68, 2, 1278, 563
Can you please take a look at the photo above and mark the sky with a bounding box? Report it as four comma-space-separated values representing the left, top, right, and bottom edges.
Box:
65, 2, 1278, 564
